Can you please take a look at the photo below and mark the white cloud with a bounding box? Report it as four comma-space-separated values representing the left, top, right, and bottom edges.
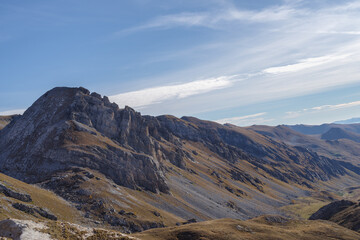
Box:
109, 76, 237, 108
119, 4, 301, 34
215, 112, 273, 126
330, 1, 360, 11
285, 100, 360, 118
263, 54, 351, 74
309, 101, 360, 111
316, 30, 360, 35
0, 109, 25, 116
121, 12, 209, 33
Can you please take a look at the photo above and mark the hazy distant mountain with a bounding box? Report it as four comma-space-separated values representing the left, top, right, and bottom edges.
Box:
321, 127, 360, 143
286, 123, 360, 135
334, 118, 360, 124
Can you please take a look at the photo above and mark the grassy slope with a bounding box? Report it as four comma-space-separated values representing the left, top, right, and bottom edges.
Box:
59, 127, 358, 224
1, 115, 360, 233
133, 216, 360, 240
0, 173, 81, 222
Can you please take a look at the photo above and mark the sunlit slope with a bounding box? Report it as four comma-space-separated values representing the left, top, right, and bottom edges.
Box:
0, 172, 81, 222
134, 216, 360, 240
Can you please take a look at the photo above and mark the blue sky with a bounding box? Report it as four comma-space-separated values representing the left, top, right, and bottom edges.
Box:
1, 0, 360, 126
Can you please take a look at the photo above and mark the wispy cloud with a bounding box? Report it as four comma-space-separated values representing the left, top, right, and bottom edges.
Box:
118, 4, 302, 34
316, 30, 360, 35
216, 112, 273, 126
109, 75, 238, 108
286, 100, 360, 119
0, 109, 25, 116
263, 54, 351, 74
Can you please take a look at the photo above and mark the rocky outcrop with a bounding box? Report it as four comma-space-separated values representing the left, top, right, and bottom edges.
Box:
0, 219, 52, 240
0, 183, 32, 202
40, 168, 164, 233
0, 219, 132, 240
12, 202, 57, 220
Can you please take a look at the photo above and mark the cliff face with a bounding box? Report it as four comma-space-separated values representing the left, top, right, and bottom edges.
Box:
0, 87, 168, 193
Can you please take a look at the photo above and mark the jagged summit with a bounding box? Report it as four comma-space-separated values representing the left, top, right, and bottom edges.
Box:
0, 87, 169, 193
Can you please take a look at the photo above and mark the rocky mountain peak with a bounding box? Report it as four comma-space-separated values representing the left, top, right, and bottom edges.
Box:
0, 87, 169, 193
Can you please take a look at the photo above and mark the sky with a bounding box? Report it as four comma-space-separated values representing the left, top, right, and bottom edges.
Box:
1, 0, 360, 126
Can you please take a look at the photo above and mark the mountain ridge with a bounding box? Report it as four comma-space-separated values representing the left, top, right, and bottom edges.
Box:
1, 87, 360, 236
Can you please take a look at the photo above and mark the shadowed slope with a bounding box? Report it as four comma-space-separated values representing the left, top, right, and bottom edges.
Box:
310, 200, 360, 232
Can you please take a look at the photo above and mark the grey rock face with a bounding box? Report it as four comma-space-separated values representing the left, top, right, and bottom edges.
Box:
0, 87, 168, 193
12, 203, 58, 220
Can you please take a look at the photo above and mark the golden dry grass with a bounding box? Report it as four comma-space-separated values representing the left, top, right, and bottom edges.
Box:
133, 217, 360, 240
0, 173, 81, 222
280, 197, 330, 219
41, 221, 131, 240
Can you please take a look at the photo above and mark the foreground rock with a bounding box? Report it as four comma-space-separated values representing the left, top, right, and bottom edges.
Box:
0, 219, 133, 240
0, 219, 51, 240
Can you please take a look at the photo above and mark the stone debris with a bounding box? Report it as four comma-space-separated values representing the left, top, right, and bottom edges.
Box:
0, 219, 51, 240
0, 219, 139, 240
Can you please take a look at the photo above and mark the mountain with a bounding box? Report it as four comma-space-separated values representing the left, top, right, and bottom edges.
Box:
286, 123, 360, 136
2, 215, 360, 240
0, 87, 169, 193
334, 117, 360, 124
321, 127, 360, 143
1, 87, 360, 237
249, 124, 360, 166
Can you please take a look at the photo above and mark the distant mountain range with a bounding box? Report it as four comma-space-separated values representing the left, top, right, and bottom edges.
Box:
0, 87, 360, 239
334, 117, 360, 124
